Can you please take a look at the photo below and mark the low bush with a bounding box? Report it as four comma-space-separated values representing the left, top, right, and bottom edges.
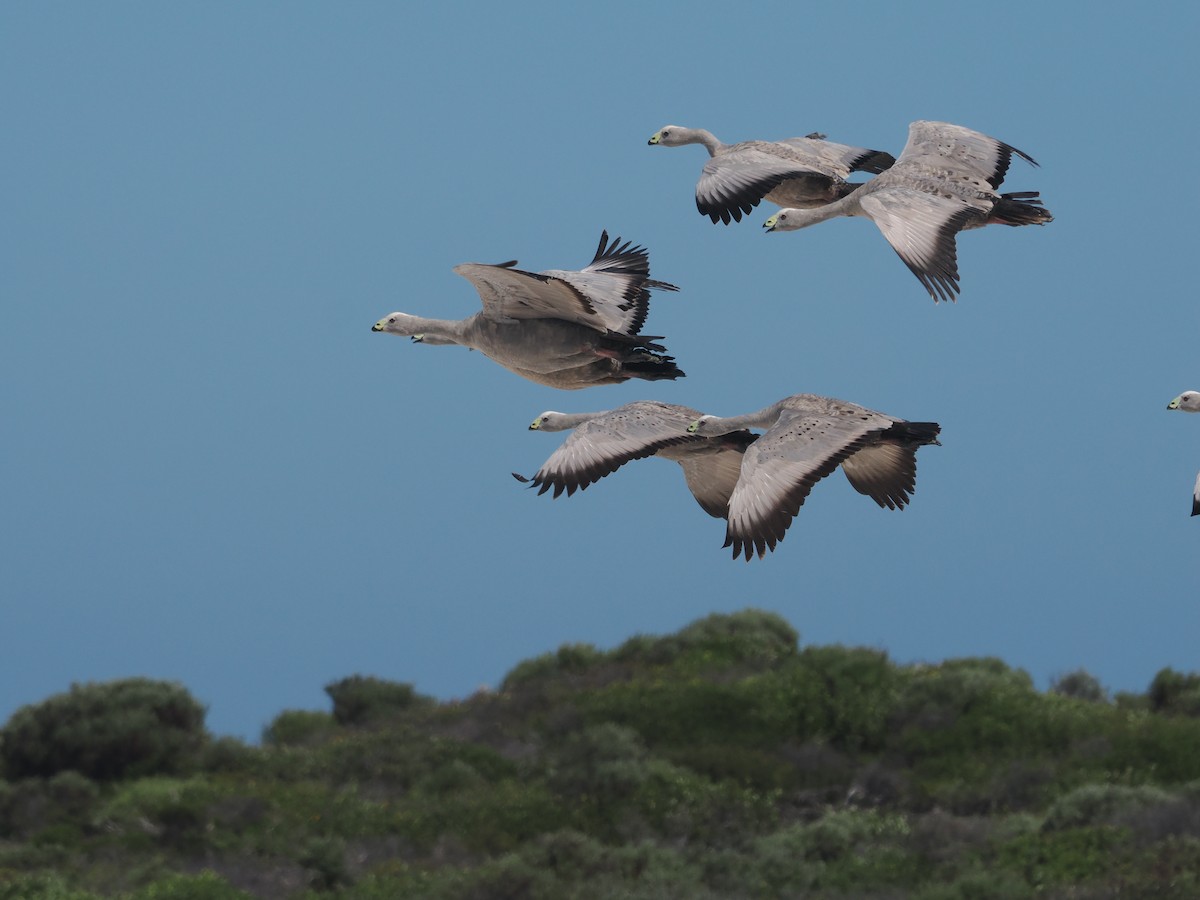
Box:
0, 679, 207, 781
324, 676, 432, 726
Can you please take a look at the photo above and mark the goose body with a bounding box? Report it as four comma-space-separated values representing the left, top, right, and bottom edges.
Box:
687, 394, 941, 560
763, 120, 1052, 302
372, 231, 682, 389
519, 401, 757, 519
648, 125, 895, 224
1167, 391, 1200, 516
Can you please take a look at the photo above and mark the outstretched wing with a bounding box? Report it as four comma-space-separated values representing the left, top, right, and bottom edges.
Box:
860, 188, 975, 303
456, 231, 677, 335
841, 421, 941, 509
528, 402, 701, 498
897, 120, 1038, 190
723, 406, 899, 560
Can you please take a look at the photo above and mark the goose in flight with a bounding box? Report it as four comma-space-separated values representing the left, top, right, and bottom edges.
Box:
372, 231, 682, 389
1167, 391, 1200, 516
687, 394, 941, 560
516, 401, 757, 519
647, 125, 895, 224
763, 120, 1053, 302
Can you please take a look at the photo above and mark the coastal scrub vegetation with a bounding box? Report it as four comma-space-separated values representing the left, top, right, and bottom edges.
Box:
3, 610, 1200, 898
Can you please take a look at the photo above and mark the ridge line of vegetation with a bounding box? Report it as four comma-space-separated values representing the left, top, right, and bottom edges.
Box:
3, 609, 1200, 898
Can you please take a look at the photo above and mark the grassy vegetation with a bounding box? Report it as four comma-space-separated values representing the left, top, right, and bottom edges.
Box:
3, 610, 1200, 898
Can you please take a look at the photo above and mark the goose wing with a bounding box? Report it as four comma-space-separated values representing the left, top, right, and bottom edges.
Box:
841, 422, 940, 509
455, 232, 677, 335
724, 405, 899, 560
666, 431, 758, 518
859, 188, 975, 303
528, 402, 700, 498
897, 120, 1037, 189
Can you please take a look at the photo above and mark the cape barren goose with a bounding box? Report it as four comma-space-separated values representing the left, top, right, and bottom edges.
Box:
763, 120, 1053, 302
516, 401, 757, 519
647, 126, 895, 224
687, 394, 941, 560
372, 231, 682, 389
1167, 391, 1200, 516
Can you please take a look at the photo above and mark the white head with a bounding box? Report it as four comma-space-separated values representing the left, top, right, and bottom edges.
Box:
762, 209, 811, 232
1168, 391, 1200, 412
372, 312, 420, 337
648, 125, 695, 147
529, 411, 566, 431
686, 414, 719, 435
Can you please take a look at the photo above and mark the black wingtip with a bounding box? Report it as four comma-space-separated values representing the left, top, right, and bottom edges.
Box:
512, 472, 530, 483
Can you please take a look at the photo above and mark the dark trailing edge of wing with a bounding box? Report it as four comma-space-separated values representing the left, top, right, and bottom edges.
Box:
530, 435, 699, 499
988, 141, 1039, 190
696, 173, 790, 225
850, 148, 897, 175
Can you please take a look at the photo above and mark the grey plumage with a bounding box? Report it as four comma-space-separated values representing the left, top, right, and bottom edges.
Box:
518, 401, 757, 519
372, 231, 682, 389
688, 394, 941, 560
1166, 391, 1200, 516
763, 120, 1052, 302
648, 125, 895, 224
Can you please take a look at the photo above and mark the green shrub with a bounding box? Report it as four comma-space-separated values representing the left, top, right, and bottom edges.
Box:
0, 770, 99, 840
501, 644, 606, 690
0, 679, 206, 781
793, 645, 899, 752
324, 677, 432, 726
262, 711, 336, 747
1149, 668, 1200, 716
0, 872, 102, 899
128, 871, 254, 899
614, 610, 798, 671
94, 777, 219, 850
1051, 669, 1108, 703
1042, 783, 1176, 831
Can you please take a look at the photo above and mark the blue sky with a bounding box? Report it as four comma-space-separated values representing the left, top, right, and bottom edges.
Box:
3, 2, 1198, 742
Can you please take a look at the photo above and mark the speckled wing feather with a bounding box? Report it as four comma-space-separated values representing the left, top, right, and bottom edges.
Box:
723, 406, 900, 560
898, 120, 1037, 190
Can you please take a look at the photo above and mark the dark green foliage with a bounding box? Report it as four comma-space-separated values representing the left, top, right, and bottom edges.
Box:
1148, 667, 1200, 716
262, 710, 336, 747
324, 676, 432, 726
0, 770, 99, 840
0, 679, 206, 782
4, 611, 1200, 897
1051, 669, 1108, 703
128, 871, 255, 899
0, 873, 103, 899
613, 608, 798, 671
502, 643, 606, 690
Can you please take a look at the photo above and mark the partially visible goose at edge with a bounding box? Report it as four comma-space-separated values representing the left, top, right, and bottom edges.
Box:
763, 120, 1053, 302
648, 125, 895, 224
372, 231, 682, 389
515, 401, 757, 519
1167, 391, 1200, 516
687, 394, 941, 560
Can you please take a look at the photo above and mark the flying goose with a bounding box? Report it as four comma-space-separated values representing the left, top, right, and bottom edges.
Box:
687, 394, 941, 560
372, 231, 682, 389
647, 125, 895, 224
763, 120, 1053, 302
1167, 391, 1200, 516
516, 401, 757, 519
